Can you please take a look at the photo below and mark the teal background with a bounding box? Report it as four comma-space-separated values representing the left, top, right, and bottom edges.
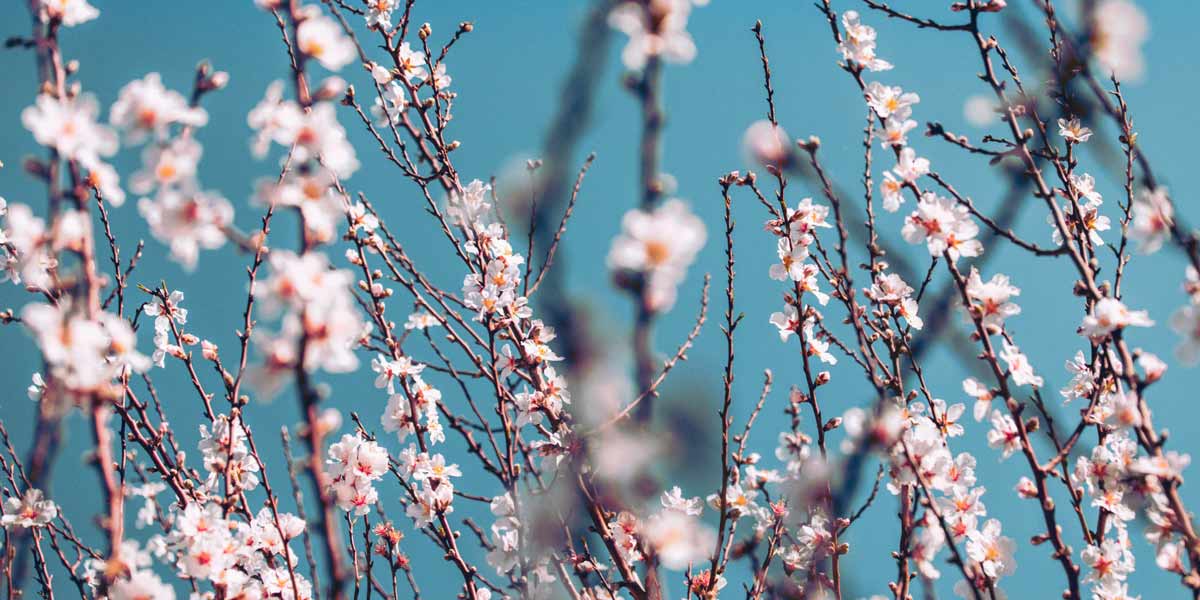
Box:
0, 1, 1198, 597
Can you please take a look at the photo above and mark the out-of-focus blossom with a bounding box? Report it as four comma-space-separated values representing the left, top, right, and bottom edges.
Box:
22, 93, 118, 167
297, 8, 356, 71
609, 0, 698, 70
110, 73, 208, 143
608, 199, 706, 312
39, 0, 98, 26
1091, 0, 1149, 82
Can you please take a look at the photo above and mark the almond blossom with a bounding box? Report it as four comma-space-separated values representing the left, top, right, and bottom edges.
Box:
138, 187, 233, 270
1, 489, 58, 529
1131, 186, 1174, 254
1057, 117, 1093, 144
608, 199, 706, 312
22, 92, 118, 167
609, 0, 699, 70
110, 73, 208, 143
965, 267, 1021, 331
837, 10, 892, 71
38, 0, 98, 26
1079, 298, 1154, 340
297, 8, 356, 71
902, 192, 983, 262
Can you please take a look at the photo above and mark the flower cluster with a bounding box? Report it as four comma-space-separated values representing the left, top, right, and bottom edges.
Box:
378, 354, 447, 444
105, 72, 235, 270
901, 192, 982, 262
326, 433, 389, 515
22, 300, 150, 400
198, 414, 261, 494
249, 250, 368, 396
1051, 173, 1111, 247
765, 197, 835, 349
1074, 430, 1191, 598
396, 445, 460, 529
837, 11, 892, 72
158, 501, 311, 598
883, 395, 1019, 598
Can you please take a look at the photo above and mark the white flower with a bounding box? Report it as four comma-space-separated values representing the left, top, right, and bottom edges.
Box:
609, 0, 698, 70
143, 289, 188, 327
110, 73, 208, 143
429, 62, 452, 93
965, 518, 1016, 578
892, 147, 929, 183
364, 0, 397, 29
963, 377, 994, 422
986, 409, 1020, 459
371, 81, 409, 126
878, 115, 917, 148
865, 82, 919, 120
130, 136, 202, 194
1137, 351, 1167, 383
260, 249, 354, 314
1092, 0, 1148, 82
1130, 187, 1173, 254
412, 452, 462, 483
404, 311, 440, 330
642, 509, 716, 570
769, 237, 809, 282
22, 301, 139, 392
1, 489, 57, 528
371, 354, 425, 394
742, 120, 792, 168
769, 304, 800, 342
931, 399, 965, 438
707, 482, 757, 517
965, 267, 1021, 330
837, 11, 892, 72
394, 42, 429, 82
608, 199, 706, 311
39, 0, 99, 26
1060, 351, 1096, 403
267, 101, 360, 177
1051, 174, 1110, 246
297, 10, 356, 71
22, 93, 118, 167
1057, 117, 1092, 143
138, 188, 233, 270
999, 340, 1042, 387
1092, 581, 1140, 600
109, 569, 176, 600
327, 434, 388, 515
0, 203, 54, 289
901, 192, 982, 262
880, 171, 905, 212
866, 272, 922, 329
1082, 531, 1134, 585
84, 161, 126, 206
1079, 298, 1153, 340
661, 486, 703, 516
1103, 389, 1143, 430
